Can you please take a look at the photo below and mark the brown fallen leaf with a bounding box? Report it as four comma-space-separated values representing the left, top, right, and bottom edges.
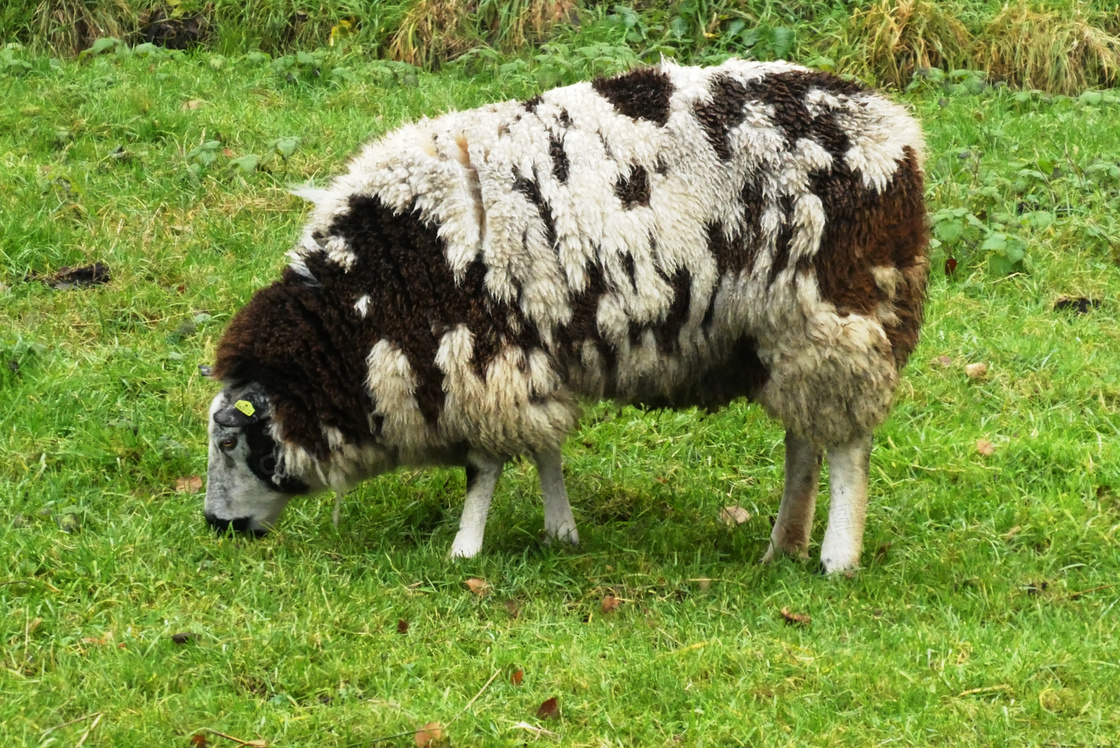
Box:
170, 632, 196, 645
536, 696, 560, 720
965, 362, 988, 379
944, 257, 958, 276
181, 99, 203, 111
222, 148, 234, 158
932, 355, 953, 368
977, 439, 995, 456
601, 595, 621, 614
414, 721, 445, 748
175, 476, 203, 493
504, 600, 520, 619
464, 578, 490, 597
780, 606, 811, 626
718, 505, 751, 526
511, 669, 523, 686
191, 735, 209, 747
397, 619, 410, 634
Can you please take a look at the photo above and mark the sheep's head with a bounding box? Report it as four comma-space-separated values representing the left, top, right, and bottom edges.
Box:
204, 381, 310, 537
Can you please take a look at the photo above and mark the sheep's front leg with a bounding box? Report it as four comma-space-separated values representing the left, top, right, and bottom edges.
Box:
450, 450, 505, 559
763, 431, 822, 563
820, 433, 872, 573
533, 448, 579, 546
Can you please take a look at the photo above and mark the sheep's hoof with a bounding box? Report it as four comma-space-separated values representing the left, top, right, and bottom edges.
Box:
542, 524, 579, 547
761, 542, 808, 565
450, 537, 483, 560
819, 555, 861, 575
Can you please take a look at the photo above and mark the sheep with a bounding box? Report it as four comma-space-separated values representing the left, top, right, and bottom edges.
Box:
203, 58, 928, 573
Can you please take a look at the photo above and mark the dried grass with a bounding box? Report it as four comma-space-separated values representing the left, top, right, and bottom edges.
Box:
387, 0, 574, 67
847, 0, 973, 89
29, 0, 140, 54
977, 1, 1120, 94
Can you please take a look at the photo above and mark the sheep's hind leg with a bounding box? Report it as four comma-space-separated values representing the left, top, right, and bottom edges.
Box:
762, 431, 822, 564
533, 448, 579, 546
820, 433, 872, 574
450, 450, 505, 559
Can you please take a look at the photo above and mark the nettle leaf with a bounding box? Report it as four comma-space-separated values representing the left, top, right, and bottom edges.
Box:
934, 221, 963, 244
771, 27, 795, 58
1022, 211, 1055, 230
270, 137, 300, 158
229, 155, 259, 173
980, 232, 1008, 252
85, 37, 121, 56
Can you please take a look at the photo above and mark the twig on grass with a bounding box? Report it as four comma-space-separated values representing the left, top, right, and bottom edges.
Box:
74, 713, 102, 748
40, 712, 100, 737
0, 578, 62, 593
447, 668, 501, 727
1069, 584, 1115, 600
956, 684, 1011, 698
199, 728, 267, 746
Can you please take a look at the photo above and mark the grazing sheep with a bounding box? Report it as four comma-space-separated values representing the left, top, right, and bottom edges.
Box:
204, 58, 928, 573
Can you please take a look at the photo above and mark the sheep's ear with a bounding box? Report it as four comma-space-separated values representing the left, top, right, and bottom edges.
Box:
213, 390, 270, 428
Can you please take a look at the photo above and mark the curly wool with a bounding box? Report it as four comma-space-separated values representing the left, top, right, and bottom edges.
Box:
214, 58, 928, 487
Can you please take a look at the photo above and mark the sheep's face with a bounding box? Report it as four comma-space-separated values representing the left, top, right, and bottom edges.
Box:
204, 383, 309, 537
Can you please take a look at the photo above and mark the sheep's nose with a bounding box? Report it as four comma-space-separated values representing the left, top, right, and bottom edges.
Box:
205, 512, 267, 538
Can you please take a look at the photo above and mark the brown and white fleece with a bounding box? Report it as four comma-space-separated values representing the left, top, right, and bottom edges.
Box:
208, 59, 928, 571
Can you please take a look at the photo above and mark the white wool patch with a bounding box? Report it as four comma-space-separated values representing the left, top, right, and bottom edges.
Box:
354, 294, 371, 318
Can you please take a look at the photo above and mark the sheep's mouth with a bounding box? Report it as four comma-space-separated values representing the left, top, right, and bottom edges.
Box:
205, 512, 268, 538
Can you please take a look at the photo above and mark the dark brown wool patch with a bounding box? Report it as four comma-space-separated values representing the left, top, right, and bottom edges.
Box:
621, 253, 637, 290
555, 262, 615, 383
213, 280, 378, 453
651, 267, 691, 352
513, 173, 558, 248
694, 74, 750, 161
696, 70, 864, 163
549, 134, 569, 183
216, 193, 543, 446
768, 195, 796, 285
591, 67, 674, 126
809, 147, 929, 368
615, 165, 651, 208
743, 70, 864, 149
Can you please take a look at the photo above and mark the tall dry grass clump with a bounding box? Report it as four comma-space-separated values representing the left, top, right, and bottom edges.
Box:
846, 0, 973, 89
25, 0, 139, 54
977, 1, 1120, 94
388, 0, 574, 68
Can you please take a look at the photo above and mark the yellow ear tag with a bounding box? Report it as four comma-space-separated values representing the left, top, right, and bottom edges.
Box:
234, 400, 256, 417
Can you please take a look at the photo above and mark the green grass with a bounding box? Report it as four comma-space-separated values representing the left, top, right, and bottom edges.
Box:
2, 45, 1120, 746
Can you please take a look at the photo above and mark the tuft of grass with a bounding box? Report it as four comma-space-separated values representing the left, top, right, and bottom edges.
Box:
843, 0, 974, 89
978, 0, 1120, 95
388, 0, 575, 68
19, 0, 139, 54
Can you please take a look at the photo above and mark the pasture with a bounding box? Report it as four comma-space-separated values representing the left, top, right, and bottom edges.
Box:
2, 35, 1119, 746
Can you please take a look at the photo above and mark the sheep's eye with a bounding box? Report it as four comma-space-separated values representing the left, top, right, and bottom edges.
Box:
219, 436, 238, 451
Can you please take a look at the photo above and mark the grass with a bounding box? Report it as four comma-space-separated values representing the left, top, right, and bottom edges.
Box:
6, 1, 1120, 93
2, 43, 1120, 746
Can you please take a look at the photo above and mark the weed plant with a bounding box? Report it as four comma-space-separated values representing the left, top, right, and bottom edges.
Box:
1, 40, 1119, 746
